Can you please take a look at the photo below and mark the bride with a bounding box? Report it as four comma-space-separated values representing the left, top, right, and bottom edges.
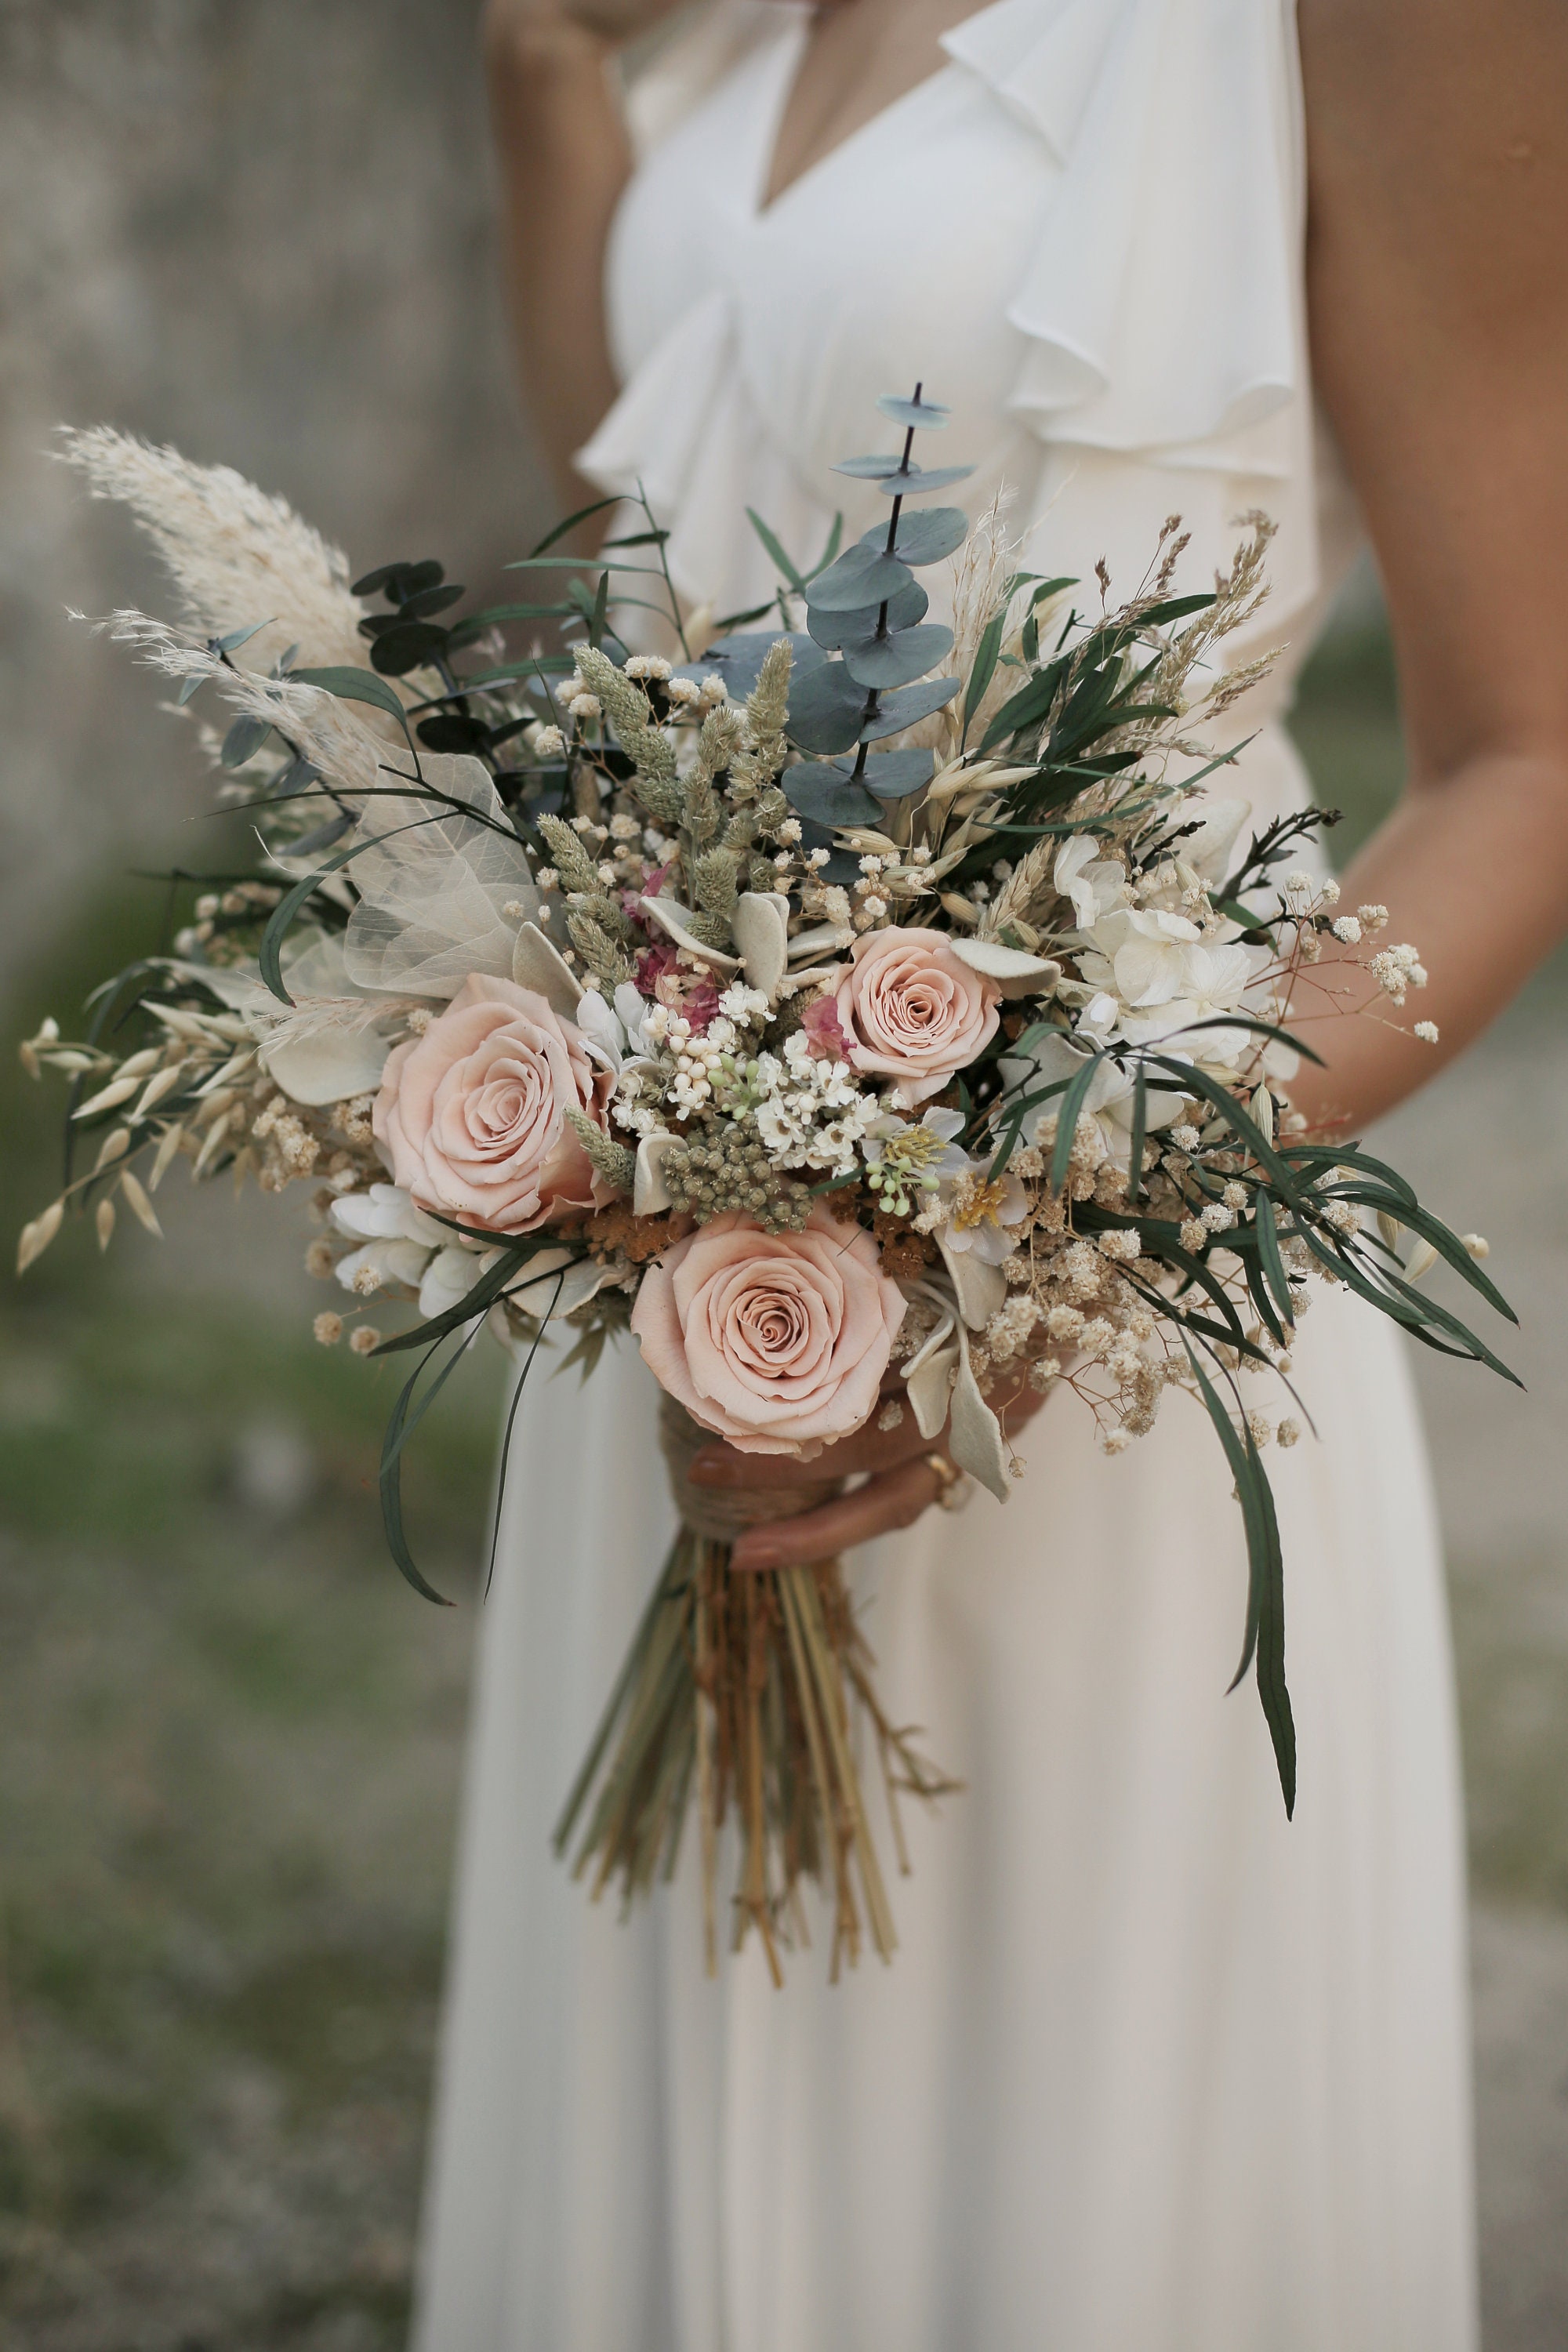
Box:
415, 3, 1568, 2345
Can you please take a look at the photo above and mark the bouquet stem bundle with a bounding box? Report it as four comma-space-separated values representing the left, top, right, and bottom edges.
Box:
552, 1398, 957, 1984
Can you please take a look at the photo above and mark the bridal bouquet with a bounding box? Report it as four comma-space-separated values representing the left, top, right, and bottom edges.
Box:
20, 392, 1515, 1980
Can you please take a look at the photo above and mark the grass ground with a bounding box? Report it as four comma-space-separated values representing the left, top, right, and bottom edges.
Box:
0, 614, 1564, 2348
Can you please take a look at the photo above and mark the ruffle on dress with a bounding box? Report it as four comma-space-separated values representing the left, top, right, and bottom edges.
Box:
945, 0, 1304, 475
581, 0, 1325, 646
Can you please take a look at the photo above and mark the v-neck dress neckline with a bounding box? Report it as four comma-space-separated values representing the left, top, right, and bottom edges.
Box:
750, 11, 970, 224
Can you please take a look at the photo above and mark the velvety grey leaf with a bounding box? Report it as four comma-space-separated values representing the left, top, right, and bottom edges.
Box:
832, 454, 905, 480
838, 622, 954, 690
860, 676, 961, 740
806, 543, 915, 613
786, 661, 871, 754
874, 464, 975, 497
860, 507, 969, 567
806, 579, 928, 650
859, 747, 936, 799
877, 393, 952, 431
782, 762, 881, 829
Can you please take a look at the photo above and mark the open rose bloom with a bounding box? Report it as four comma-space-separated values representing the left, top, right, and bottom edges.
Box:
373, 974, 615, 1234
630, 1209, 906, 1457
835, 927, 1002, 1107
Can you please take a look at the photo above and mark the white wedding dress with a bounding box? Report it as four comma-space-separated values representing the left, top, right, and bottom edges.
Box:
413, 5, 1478, 2346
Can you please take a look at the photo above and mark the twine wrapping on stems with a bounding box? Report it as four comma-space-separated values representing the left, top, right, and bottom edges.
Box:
657, 1392, 841, 1543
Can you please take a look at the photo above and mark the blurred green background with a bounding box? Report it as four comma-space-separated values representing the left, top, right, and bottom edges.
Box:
3, 8, 1566, 2351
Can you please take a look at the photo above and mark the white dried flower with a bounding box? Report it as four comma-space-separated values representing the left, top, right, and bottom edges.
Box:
1462, 1233, 1490, 1259
568, 692, 601, 722
1330, 916, 1362, 944
1414, 1020, 1439, 1043
1276, 1417, 1301, 1448
624, 654, 672, 681
348, 1325, 381, 1356
314, 1311, 343, 1345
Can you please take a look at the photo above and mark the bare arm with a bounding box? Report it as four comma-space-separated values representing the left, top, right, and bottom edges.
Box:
1293, 0, 1568, 1130
482, 0, 687, 504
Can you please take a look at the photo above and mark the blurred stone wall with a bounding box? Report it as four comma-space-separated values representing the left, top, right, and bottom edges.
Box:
0, 0, 552, 985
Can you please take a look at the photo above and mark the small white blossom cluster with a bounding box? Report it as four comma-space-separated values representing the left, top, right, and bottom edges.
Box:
750, 1031, 883, 1176
1368, 941, 1428, 1004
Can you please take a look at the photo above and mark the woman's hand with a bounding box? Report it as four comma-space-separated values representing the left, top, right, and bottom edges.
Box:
688, 1367, 1046, 1573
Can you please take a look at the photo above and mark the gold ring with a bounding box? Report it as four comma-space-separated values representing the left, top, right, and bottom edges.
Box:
924, 1450, 971, 1512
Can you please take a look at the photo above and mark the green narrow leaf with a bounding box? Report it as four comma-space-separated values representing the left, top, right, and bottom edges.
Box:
1254, 1191, 1294, 1326
746, 507, 806, 593
289, 665, 413, 739
256, 808, 454, 1004
1125, 1070, 1148, 1207
1145, 1054, 1312, 1214
216, 617, 274, 653
529, 495, 623, 557
369, 1241, 535, 1355
588, 568, 611, 648
1048, 1051, 1104, 1194
1181, 1339, 1295, 1815
379, 1344, 456, 1606
803, 511, 845, 582
256, 837, 365, 1004
961, 607, 1007, 746
483, 1272, 564, 1598
220, 714, 271, 769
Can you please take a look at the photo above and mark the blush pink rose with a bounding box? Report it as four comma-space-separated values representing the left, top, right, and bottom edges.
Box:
372, 973, 616, 1235
630, 1209, 906, 1457
835, 927, 1001, 1106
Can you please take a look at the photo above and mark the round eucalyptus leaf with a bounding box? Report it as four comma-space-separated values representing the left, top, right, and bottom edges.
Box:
831, 454, 905, 480
672, 630, 825, 702
806, 542, 915, 612
858, 507, 969, 567
876, 463, 976, 498
858, 747, 938, 800
860, 675, 962, 741
352, 557, 445, 602
370, 620, 450, 676
839, 622, 954, 689
877, 394, 952, 431
400, 582, 466, 619
783, 763, 881, 830
786, 660, 871, 755
806, 578, 928, 650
